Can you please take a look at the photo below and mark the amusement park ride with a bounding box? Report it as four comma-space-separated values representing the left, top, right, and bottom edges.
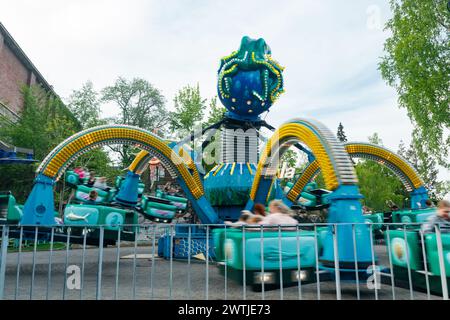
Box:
0, 36, 448, 294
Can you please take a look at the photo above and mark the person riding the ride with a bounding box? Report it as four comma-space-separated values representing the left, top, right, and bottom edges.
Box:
422, 200, 450, 234
259, 200, 298, 228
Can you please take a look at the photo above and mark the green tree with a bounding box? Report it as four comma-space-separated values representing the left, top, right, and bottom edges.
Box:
398, 136, 449, 201
336, 122, 347, 142
280, 149, 298, 169
197, 96, 226, 173
67, 81, 116, 172
397, 139, 408, 160
0, 85, 81, 202
379, 0, 450, 167
170, 84, 205, 137
101, 77, 169, 166
278, 150, 303, 188
314, 172, 326, 190
205, 96, 226, 126
0, 85, 80, 160
67, 81, 105, 129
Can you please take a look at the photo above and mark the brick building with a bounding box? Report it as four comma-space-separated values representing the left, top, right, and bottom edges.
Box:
0, 22, 56, 121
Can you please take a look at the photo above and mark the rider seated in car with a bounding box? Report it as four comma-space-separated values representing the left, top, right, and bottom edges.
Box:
422, 200, 450, 234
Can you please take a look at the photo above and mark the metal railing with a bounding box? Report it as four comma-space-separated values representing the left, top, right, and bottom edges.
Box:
0, 222, 448, 300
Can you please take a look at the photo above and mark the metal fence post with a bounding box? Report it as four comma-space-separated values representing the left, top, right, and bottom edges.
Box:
205, 225, 209, 300
187, 225, 192, 299
418, 229, 431, 299
435, 226, 449, 300
80, 228, 87, 300
224, 225, 228, 300
96, 227, 104, 300
369, 224, 378, 300
150, 225, 156, 300
46, 227, 55, 300
30, 226, 38, 299
385, 225, 396, 300
313, 225, 320, 300
242, 226, 246, 300
132, 230, 138, 299
15, 227, 23, 300
62, 228, 71, 300
0, 225, 9, 300
333, 224, 341, 300
114, 228, 121, 300
352, 223, 360, 300
296, 225, 302, 300
278, 225, 283, 300
403, 225, 414, 300
260, 225, 265, 300
169, 224, 174, 300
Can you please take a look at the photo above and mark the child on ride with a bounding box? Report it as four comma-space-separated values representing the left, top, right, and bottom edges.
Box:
93, 177, 109, 190
224, 210, 253, 227
422, 200, 450, 234
74, 167, 83, 177
86, 171, 96, 187
86, 190, 99, 204
253, 203, 267, 217
259, 200, 298, 226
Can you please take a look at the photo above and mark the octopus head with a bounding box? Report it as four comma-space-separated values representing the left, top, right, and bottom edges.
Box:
217, 36, 285, 121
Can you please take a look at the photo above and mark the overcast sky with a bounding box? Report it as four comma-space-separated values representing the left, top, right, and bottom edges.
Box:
1, 1, 448, 181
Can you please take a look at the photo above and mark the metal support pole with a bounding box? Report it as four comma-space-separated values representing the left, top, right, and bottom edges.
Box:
96, 227, 104, 300
333, 224, 341, 300
0, 226, 9, 300
435, 226, 449, 300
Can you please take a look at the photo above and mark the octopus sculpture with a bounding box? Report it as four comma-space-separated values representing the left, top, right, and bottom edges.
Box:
18, 36, 429, 279
217, 36, 285, 120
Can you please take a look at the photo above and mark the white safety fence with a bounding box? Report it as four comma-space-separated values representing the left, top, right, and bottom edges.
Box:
0, 223, 448, 300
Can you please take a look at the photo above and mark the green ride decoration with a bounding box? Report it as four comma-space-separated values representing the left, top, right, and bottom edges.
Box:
386, 230, 422, 270
213, 228, 320, 288
0, 192, 23, 224
64, 204, 138, 241
155, 189, 188, 211
218, 36, 285, 121
392, 208, 435, 225
363, 212, 384, 232
385, 228, 450, 295
65, 170, 84, 187
74, 185, 109, 203
425, 233, 450, 277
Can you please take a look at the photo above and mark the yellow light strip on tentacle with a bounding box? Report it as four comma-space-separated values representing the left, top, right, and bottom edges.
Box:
213, 163, 224, 176
230, 162, 236, 176
178, 147, 204, 193
246, 162, 254, 175
266, 55, 285, 71
344, 143, 424, 189
251, 52, 282, 102
219, 64, 238, 98
41, 127, 204, 199
286, 142, 425, 202
265, 178, 276, 204
224, 65, 237, 75
221, 50, 238, 61
250, 123, 339, 200
129, 150, 149, 173
218, 52, 248, 99
204, 164, 219, 180
287, 160, 320, 202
